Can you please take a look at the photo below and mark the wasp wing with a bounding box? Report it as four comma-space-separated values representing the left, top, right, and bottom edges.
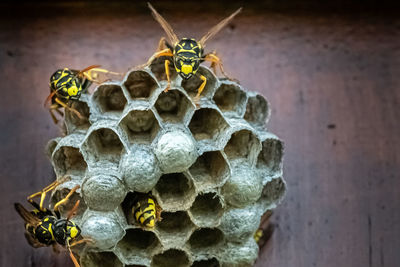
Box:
148, 2, 179, 46
24, 232, 47, 248
14, 203, 42, 227
199, 7, 242, 47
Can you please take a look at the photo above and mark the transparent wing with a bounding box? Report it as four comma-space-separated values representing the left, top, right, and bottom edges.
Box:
148, 3, 179, 45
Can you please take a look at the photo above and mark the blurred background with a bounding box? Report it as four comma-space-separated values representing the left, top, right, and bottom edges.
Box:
0, 1, 399, 266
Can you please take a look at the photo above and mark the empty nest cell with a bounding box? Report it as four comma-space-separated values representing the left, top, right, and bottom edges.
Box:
52, 146, 87, 177
154, 173, 195, 211
191, 258, 220, 267
189, 192, 223, 227
155, 89, 193, 123
152, 249, 190, 267
119, 109, 160, 143
65, 100, 90, 132
150, 56, 177, 82
188, 228, 224, 249
157, 211, 194, 238
82, 128, 123, 163
259, 177, 286, 208
181, 67, 217, 99
80, 251, 123, 267
224, 129, 260, 165
124, 70, 158, 99
244, 94, 269, 127
116, 228, 160, 261
189, 151, 229, 190
92, 84, 127, 114
213, 83, 247, 116
257, 138, 284, 178
189, 108, 229, 142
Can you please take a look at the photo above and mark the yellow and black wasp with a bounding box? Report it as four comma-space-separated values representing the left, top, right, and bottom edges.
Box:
129, 193, 161, 228
14, 177, 87, 267
45, 65, 120, 124
142, 3, 242, 101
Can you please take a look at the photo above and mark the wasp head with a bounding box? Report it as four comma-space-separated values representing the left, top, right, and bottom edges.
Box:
173, 38, 203, 80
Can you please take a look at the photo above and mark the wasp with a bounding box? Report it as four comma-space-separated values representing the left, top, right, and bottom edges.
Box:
142, 3, 242, 101
254, 211, 274, 249
14, 177, 88, 267
132, 193, 161, 228
45, 65, 120, 124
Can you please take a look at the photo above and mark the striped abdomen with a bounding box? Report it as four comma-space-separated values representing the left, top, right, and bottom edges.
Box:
133, 197, 156, 228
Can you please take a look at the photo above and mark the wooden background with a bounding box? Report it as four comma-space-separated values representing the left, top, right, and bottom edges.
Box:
0, 1, 399, 266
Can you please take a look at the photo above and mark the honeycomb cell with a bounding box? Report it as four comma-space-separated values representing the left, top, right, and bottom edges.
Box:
258, 177, 286, 211
224, 129, 261, 166
219, 204, 262, 243
119, 109, 160, 144
154, 130, 197, 173
52, 146, 87, 177
80, 251, 123, 267
150, 56, 177, 84
65, 100, 91, 133
188, 108, 229, 144
189, 192, 223, 228
92, 84, 127, 114
156, 211, 194, 244
124, 70, 158, 99
191, 258, 220, 267
82, 173, 126, 211
219, 238, 258, 267
257, 136, 284, 181
51, 186, 86, 220
155, 89, 194, 123
82, 127, 124, 164
188, 151, 230, 191
188, 228, 223, 249
244, 93, 270, 128
153, 173, 196, 211
116, 228, 160, 266
222, 164, 262, 208
213, 82, 247, 116
120, 145, 162, 192
181, 66, 217, 99
152, 249, 190, 267
81, 210, 125, 250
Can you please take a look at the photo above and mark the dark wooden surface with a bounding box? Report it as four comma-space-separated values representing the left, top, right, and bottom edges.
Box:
0, 2, 399, 267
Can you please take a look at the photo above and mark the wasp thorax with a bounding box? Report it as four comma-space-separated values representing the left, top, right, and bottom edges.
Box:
173, 38, 203, 80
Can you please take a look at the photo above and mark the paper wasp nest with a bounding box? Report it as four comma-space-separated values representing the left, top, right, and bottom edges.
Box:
47, 62, 286, 267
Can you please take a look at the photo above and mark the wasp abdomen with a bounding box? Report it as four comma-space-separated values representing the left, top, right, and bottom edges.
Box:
133, 197, 156, 228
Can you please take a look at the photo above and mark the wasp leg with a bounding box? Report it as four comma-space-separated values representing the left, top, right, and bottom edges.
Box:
53, 185, 80, 213
157, 37, 169, 51
67, 240, 81, 267
55, 98, 83, 120
70, 238, 94, 248
49, 108, 59, 124
203, 53, 232, 80
194, 74, 207, 102
27, 176, 71, 211
137, 48, 174, 70
164, 60, 171, 92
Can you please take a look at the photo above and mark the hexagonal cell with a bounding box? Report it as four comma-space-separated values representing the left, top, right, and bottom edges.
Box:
188, 108, 229, 143
156, 211, 194, 243
188, 151, 230, 190
119, 109, 160, 144
224, 129, 261, 166
92, 84, 127, 114
116, 228, 160, 264
192, 258, 220, 267
65, 100, 91, 132
152, 249, 190, 267
82, 128, 124, 163
189, 192, 223, 227
80, 251, 123, 267
124, 70, 158, 99
150, 56, 177, 82
50, 186, 86, 220
153, 173, 195, 211
188, 228, 224, 249
259, 177, 286, 210
155, 89, 194, 123
244, 94, 269, 128
52, 146, 87, 177
257, 137, 284, 179
182, 66, 217, 99
213, 83, 247, 116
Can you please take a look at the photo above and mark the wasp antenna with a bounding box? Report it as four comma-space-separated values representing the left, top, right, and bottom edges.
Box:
147, 2, 179, 45
199, 7, 242, 47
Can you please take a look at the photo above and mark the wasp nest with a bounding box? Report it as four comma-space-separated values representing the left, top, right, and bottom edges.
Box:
48, 62, 286, 267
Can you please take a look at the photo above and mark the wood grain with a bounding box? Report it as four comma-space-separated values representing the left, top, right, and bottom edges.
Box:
0, 2, 398, 267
